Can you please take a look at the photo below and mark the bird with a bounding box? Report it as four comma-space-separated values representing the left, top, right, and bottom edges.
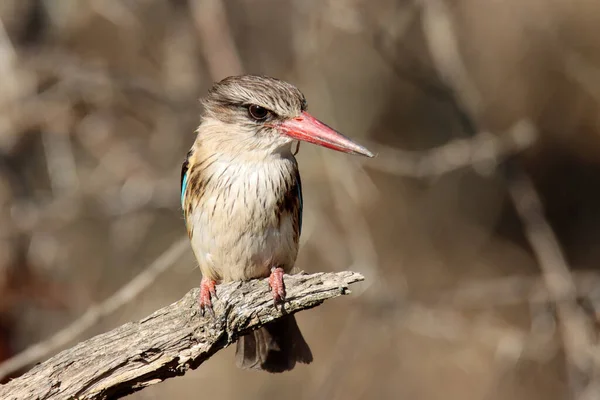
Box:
181, 75, 373, 373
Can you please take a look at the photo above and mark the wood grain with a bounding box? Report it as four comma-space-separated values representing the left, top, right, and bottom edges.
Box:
0, 271, 363, 400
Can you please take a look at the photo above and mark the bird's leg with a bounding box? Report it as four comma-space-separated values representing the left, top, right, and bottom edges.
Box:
268, 267, 286, 306
198, 276, 217, 317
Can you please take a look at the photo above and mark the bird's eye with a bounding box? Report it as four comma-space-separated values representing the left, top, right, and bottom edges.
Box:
248, 105, 269, 121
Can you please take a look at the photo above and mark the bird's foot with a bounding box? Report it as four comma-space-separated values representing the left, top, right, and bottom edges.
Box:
268, 267, 286, 306
198, 276, 217, 317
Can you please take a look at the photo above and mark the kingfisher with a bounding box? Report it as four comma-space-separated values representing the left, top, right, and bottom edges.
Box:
181, 75, 373, 373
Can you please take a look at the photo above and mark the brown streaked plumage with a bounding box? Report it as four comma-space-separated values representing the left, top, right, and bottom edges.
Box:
181, 75, 373, 373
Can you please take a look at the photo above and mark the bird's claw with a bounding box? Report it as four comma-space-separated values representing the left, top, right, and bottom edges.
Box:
198, 277, 217, 318
268, 267, 286, 307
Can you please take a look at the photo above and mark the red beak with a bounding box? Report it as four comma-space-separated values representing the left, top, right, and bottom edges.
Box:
277, 112, 374, 157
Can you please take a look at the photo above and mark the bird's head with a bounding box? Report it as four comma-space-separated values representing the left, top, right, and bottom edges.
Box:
199, 75, 374, 158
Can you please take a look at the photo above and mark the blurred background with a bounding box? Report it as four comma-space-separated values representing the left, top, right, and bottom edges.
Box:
1, 0, 600, 399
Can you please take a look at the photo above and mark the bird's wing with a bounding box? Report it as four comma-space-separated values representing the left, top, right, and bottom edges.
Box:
180, 152, 190, 211
295, 168, 303, 236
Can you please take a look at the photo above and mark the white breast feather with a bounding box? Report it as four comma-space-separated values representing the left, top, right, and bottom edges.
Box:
189, 157, 298, 282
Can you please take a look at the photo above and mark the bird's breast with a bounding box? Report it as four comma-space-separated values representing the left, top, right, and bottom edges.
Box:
185, 157, 300, 282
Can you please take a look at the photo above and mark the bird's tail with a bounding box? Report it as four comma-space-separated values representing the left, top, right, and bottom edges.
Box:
235, 314, 313, 373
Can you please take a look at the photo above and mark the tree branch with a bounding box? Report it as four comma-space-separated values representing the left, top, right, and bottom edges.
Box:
0, 238, 191, 381
506, 166, 597, 398
0, 271, 364, 400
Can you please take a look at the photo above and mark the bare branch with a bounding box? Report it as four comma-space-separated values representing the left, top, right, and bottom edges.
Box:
190, 0, 244, 80
362, 120, 537, 178
439, 271, 600, 308
0, 238, 190, 381
419, 0, 482, 116
0, 271, 363, 400
507, 165, 597, 398
415, 0, 600, 394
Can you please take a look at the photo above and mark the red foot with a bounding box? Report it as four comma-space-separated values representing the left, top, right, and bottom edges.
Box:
268, 267, 286, 306
198, 276, 217, 317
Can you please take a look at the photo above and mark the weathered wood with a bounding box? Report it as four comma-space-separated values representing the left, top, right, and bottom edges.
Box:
0, 271, 363, 400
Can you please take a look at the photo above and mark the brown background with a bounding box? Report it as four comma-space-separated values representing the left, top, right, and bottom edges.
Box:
1, 0, 600, 399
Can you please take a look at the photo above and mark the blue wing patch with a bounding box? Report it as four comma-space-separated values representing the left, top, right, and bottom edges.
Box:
181, 171, 188, 208
180, 152, 190, 211
295, 169, 303, 235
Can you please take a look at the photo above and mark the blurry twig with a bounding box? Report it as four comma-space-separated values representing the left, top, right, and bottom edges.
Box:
27, 51, 183, 107
361, 2, 454, 105
42, 127, 79, 198
415, 0, 600, 395
507, 165, 597, 398
89, 0, 140, 30
439, 271, 600, 308
362, 0, 478, 135
362, 0, 538, 180
419, 0, 481, 116
400, 301, 563, 369
363, 120, 537, 178
417, 0, 480, 136
190, 0, 244, 80
0, 237, 190, 381
313, 76, 381, 293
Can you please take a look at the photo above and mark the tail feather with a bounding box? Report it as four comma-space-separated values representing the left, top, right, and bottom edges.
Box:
235, 314, 312, 373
